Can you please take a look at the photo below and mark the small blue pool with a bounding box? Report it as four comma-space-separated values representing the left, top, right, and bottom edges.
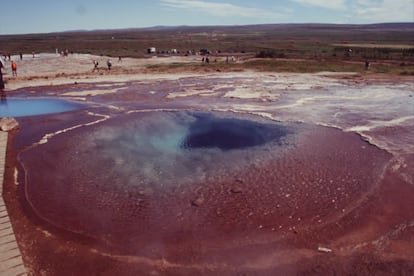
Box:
0, 97, 84, 117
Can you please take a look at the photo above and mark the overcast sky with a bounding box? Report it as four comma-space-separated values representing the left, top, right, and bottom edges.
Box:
0, 0, 413, 35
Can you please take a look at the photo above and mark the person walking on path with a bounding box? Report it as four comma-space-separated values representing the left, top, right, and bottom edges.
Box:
107, 59, 112, 71
93, 60, 99, 72
11, 61, 17, 77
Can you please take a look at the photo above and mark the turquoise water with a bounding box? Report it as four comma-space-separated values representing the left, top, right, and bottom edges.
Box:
0, 97, 84, 117
69, 112, 291, 187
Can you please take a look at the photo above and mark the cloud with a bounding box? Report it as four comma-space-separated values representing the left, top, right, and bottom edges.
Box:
290, 0, 347, 10
159, 0, 413, 24
354, 0, 382, 5
351, 0, 414, 22
160, 0, 281, 19
290, 0, 413, 22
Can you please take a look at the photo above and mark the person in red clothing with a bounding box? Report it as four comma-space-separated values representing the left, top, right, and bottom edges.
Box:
11, 61, 17, 77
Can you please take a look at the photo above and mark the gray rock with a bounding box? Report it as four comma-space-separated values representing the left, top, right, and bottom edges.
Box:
230, 186, 243, 194
317, 246, 333, 253
191, 197, 205, 207
0, 117, 19, 131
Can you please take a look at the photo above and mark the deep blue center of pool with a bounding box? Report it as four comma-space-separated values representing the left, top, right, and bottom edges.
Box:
181, 113, 288, 151
0, 97, 84, 117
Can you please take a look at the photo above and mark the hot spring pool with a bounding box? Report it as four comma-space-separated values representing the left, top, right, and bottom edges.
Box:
19, 110, 391, 253
0, 97, 84, 117
22, 111, 294, 191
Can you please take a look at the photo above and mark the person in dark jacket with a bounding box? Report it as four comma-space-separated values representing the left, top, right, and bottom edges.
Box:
0, 61, 4, 89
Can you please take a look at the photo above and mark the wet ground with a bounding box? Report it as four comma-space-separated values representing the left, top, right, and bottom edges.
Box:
3, 71, 414, 275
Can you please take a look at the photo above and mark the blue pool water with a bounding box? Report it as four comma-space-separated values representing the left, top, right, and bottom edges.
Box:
181, 113, 288, 151
65, 112, 291, 187
0, 97, 84, 117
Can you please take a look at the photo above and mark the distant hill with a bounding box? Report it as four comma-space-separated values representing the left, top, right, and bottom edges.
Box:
53, 22, 414, 35
1, 23, 412, 59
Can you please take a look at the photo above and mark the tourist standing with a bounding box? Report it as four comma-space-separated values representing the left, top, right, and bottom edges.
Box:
107, 60, 112, 70
0, 71, 4, 90
365, 60, 370, 70
11, 61, 17, 77
0, 59, 4, 89
93, 60, 99, 72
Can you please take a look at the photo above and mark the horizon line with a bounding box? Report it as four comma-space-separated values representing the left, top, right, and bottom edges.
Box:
1, 22, 413, 36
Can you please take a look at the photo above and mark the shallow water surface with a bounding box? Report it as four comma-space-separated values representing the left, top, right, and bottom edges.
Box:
67, 112, 292, 187
0, 97, 83, 117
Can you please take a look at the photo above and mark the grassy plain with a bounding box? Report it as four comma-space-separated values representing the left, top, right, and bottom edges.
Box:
1, 23, 413, 75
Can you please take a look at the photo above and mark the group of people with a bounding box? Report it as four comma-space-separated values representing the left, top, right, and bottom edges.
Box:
2, 53, 11, 61
92, 59, 112, 72
201, 56, 210, 64
202, 56, 237, 64
0, 57, 17, 80
3, 52, 36, 61
1, 54, 16, 87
